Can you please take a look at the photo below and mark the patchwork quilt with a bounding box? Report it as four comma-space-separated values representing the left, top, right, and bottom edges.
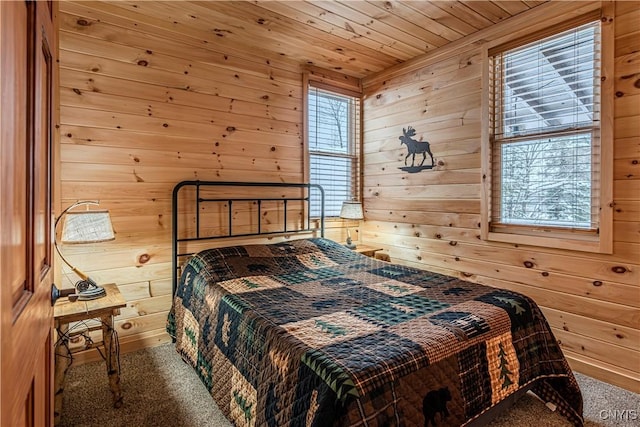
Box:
167, 238, 583, 427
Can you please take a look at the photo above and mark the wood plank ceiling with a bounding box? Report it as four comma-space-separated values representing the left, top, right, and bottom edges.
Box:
111, 0, 548, 78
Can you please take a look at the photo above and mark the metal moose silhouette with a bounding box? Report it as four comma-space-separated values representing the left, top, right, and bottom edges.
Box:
399, 126, 435, 173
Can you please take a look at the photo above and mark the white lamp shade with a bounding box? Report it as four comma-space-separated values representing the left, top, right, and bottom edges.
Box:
340, 201, 364, 220
61, 210, 115, 244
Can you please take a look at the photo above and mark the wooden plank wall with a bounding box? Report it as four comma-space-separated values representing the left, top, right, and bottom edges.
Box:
57, 2, 356, 360
361, 1, 639, 393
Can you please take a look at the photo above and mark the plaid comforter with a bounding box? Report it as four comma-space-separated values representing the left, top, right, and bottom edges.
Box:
167, 238, 583, 426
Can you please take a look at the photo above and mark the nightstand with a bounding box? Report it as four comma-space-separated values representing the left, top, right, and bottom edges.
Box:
354, 244, 383, 258
53, 283, 126, 425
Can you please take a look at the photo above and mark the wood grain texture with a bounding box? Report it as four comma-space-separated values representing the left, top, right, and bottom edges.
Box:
57, 0, 638, 395
58, 1, 312, 362
361, 2, 639, 392
58, 0, 362, 362
58, 0, 543, 79
2, 2, 58, 425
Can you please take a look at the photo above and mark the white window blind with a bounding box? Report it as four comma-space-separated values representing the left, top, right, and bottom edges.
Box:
308, 87, 360, 217
490, 21, 600, 232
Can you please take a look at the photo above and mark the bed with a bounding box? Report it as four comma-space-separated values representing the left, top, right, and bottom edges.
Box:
167, 181, 583, 427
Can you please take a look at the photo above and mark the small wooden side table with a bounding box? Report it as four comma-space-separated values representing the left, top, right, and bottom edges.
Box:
53, 283, 126, 425
354, 244, 383, 258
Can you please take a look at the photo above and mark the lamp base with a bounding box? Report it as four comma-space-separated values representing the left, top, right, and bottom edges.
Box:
344, 237, 357, 250
75, 284, 107, 301
51, 282, 106, 304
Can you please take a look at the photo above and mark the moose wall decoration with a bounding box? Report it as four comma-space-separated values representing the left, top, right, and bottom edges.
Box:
398, 126, 435, 173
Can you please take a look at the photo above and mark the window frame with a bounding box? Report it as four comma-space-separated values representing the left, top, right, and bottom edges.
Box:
304, 75, 362, 219
480, 9, 614, 254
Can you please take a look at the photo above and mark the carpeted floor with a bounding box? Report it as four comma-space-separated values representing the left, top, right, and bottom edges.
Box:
59, 344, 639, 426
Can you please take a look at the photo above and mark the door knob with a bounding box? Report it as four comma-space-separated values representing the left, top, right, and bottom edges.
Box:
51, 283, 75, 306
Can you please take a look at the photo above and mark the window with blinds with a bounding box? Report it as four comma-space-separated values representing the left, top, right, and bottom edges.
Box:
308, 87, 361, 217
489, 21, 600, 233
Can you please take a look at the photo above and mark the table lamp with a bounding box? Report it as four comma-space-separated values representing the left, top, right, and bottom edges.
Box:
51, 201, 114, 304
340, 201, 363, 249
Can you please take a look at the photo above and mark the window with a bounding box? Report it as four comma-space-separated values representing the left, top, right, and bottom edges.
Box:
482, 12, 613, 253
307, 86, 361, 217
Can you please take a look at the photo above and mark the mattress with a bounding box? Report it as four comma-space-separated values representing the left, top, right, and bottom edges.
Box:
167, 238, 583, 426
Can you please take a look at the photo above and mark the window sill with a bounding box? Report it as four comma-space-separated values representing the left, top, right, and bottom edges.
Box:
485, 230, 612, 254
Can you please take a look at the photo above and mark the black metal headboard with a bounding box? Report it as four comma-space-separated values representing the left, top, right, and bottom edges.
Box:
171, 180, 325, 295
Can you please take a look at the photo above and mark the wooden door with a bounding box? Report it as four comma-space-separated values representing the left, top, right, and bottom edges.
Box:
1, 1, 58, 425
